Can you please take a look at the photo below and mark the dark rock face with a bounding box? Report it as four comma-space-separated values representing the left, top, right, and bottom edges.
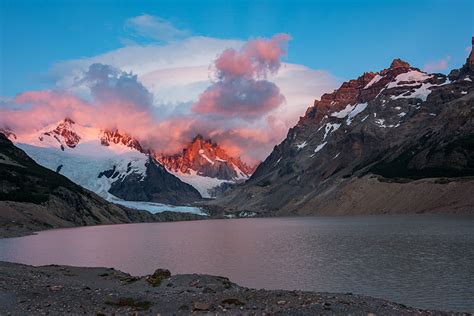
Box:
0, 134, 152, 231
213, 55, 474, 215
158, 135, 256, 181
108, 157, 202, 205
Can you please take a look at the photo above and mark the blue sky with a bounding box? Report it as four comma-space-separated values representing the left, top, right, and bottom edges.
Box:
1, 0, 473, 96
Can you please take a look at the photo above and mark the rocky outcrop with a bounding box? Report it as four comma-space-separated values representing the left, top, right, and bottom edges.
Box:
158, 135, 255, 181
212, 52, 474, 215
107, 156, 202, 205
100, 129, 144, 152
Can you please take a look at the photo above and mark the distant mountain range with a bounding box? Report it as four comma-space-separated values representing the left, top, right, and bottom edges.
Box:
2, 117, 256, 205
5, 118, 202, 205
212, 52, 474, 215
0, 133, 205, 237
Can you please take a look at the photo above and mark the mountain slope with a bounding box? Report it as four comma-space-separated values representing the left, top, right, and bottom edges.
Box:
10, 119, 201, 205
0, 133, 160, 236
158, 135, 256, 197
212, 56, 474, 215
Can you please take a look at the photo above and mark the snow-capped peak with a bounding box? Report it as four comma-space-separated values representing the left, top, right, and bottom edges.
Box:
158, 135, 255, 181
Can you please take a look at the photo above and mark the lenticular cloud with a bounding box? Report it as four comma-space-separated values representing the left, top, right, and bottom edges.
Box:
192, 34, 290, 120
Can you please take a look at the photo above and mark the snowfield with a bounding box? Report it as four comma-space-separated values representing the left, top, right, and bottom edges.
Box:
110, 198, 206, 215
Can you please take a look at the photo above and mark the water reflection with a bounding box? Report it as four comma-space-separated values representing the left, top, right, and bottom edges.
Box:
0, 215, 472, 312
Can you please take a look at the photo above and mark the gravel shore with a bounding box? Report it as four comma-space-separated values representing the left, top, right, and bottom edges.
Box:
0, 261, 461, 315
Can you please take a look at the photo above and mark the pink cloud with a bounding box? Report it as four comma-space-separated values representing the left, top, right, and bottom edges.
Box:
423, 56, 451, 73
192, 34, 290, 120
0, 34, 320, 164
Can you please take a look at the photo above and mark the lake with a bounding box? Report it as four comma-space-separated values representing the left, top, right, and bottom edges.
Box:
0, 215, 472, 312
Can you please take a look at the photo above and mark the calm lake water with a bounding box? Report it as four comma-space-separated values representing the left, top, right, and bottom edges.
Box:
0, 215, 473, 312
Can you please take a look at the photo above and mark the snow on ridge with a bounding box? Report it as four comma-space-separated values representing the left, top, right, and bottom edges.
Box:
364, 74, 383, 89
173, 170, 232, 198
296, 141, 307, 149
323, 123, 341, 140
199, 152, 214, 165
330, 102, 368, 125
386, 70, 432, 89
346, 103, 367, 125
331, 104, 355, 118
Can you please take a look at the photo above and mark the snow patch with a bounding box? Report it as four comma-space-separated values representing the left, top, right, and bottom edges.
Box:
346, 103, 368, 125
330, 103, 368, 125
387, 70, 432, 89
296, 141, 307, 149
199, 152, 214, 165
331, 104, 354, 118
274, 157, 282, 166
311, 142, 327, 157
323, 123, 341, 140
173, 170, 232, 198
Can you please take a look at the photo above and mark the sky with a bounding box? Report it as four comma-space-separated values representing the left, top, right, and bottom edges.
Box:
0, 0, 473, 163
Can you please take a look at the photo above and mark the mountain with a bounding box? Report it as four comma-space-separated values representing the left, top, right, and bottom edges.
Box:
157, 135, 256, 197
0, 133, 156, 236
10, 119, 202, 205
212, 51, 474, 215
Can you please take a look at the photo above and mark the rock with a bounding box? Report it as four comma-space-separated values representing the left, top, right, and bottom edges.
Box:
277, 300, 287, 305
48, 285, 63, 291
192, 302, 211, 311
189, 279, 200, 287
157, 135, 256, 181
146, 269, 171, 287
221, 298, 246, 306
202, 287, 215, 294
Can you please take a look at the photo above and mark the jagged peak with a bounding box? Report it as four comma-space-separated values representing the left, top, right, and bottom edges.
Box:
100, 129, 144, 152
0, 128, 17, 140
389, 58, 411, 69
300, 57, 437, 124
158, 135, 256, 180
42, 117, 81, 148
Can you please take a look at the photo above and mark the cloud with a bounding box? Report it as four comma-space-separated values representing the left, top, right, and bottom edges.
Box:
51, 36, 243, 106
80, 63, 153, 109
2, 34, 338, 163
423, 56, 451, 73
192, 34, 290, 120
124, 14, 189, 42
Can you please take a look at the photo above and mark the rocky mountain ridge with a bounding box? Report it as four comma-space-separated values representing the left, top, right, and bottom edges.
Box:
158, 135, 255, 181
212, 52, 474, 215
10, 119, 202, 205
156, 135, 257, 198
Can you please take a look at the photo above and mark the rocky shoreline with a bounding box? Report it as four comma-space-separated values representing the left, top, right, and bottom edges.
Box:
0, 261, 463, 315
